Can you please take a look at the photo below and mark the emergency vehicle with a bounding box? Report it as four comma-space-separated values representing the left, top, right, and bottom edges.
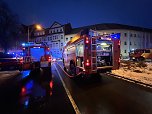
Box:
19, 42, 51, 70
63, 29, 120, 76
129, 48, 152, 61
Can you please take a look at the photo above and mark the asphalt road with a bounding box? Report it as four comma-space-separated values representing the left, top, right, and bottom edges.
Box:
55, 62, 152, 114
1, 62, 152, 114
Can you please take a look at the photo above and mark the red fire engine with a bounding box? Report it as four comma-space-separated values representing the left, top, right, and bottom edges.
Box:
63, 29, 120, 76
19, 42, 51, 71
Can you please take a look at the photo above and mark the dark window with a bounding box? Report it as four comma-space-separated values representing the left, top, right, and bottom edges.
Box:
134, 34, 136, 37
130, 42, 132, 45
61, 35, 63, 39
124, 33, 127, 37
124, 50, 127, 53
124, 41, 127, 45
130, 33, 132, 37
66, 38, 68, 41
61, 43, 63, 46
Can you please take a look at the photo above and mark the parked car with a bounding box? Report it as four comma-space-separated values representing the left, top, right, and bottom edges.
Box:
0, 52, 20, 71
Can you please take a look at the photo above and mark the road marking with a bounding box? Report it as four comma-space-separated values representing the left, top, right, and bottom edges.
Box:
54, 64, 81, 114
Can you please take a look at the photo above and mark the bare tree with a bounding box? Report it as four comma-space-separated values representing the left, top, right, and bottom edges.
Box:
0, 1, 21, 53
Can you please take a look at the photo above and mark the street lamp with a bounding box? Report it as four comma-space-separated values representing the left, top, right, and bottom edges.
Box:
27, 24, 42, 42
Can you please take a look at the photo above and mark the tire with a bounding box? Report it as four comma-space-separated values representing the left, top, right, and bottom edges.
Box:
69, 60, 76, 76
64, 67, 67, 72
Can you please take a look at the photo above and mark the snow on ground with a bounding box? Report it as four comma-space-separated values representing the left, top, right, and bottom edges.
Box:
112, 61, 152, 86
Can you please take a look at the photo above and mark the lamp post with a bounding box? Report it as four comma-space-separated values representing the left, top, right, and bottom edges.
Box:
27, 26, 30, 42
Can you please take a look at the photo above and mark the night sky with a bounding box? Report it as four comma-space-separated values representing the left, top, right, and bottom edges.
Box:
4, 0, 152, 28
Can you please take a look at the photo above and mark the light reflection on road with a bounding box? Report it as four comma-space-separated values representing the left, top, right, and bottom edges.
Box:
20, 70, 30, 79
20, 79, 53, 109
19, 70, 53, 109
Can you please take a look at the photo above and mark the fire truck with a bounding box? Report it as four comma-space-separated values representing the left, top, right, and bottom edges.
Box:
63, 29, 120, 76
19, 42, 51, 71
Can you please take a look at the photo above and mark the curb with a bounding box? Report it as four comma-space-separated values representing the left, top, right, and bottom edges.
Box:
106, 73, 152, 89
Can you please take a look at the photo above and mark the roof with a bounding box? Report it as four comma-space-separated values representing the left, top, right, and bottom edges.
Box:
66, 23, 152, 35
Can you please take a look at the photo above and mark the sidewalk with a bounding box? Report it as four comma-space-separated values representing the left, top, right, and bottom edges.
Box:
112, 61, 152, 86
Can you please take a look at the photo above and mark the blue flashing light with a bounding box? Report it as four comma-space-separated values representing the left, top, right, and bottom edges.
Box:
7, 52, 10, 54
110, 33, 120, 39
22, 43, 26, 46
22, 42, 42, 47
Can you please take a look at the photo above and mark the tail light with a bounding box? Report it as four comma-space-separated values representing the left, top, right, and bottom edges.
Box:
86, 37, 89, 43
20, 58, 23, 63
85, 59, 90, 66
47, 47, 50, 50
48, 56, 51, 62
118, 40, 120, 45
49, 81, 53, 88
119, 58, 120, 63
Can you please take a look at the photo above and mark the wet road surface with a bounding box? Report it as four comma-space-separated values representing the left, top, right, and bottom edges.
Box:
1, 62, 152, 114
0, 68, 75, 114
55, 62, 152, 114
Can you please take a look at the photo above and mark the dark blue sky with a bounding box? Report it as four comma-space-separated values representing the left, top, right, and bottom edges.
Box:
5, 0, 152, 28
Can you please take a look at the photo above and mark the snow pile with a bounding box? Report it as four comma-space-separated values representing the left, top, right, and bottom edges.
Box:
112, 61, 152, 86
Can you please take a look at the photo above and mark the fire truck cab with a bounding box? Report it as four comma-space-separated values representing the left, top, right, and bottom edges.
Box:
63, 29, 120, 77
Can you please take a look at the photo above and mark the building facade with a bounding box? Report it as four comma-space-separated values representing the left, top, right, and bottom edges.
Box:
32, 22, 152, 59
32, 22, 71, 58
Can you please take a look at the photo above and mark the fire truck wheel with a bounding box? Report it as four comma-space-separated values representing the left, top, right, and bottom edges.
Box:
138, 57, 145, 61
69, 61, 76, 76
64, 67, 67, 72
